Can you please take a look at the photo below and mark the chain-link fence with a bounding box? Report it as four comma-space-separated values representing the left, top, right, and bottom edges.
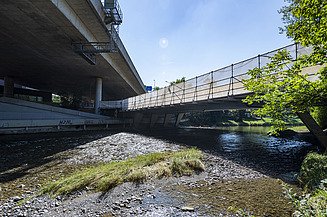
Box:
117, 43, 312, 111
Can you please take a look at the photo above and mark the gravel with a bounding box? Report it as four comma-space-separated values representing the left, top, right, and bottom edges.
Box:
0, 131, 267, 216
66, 132, 181, 164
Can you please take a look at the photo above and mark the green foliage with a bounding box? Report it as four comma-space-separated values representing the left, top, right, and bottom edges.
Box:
284, 180, 327, 217
283, 152, 327, 216
42, 148, 204, 196
170, 77, 186, 85
243, 0, 327, 135
299, 153, 327, 190
52, 94, 61, 104
311, 106, 327, 129
227, 206, 255, 217
243, 50, 321, 134
153, 86, 160, 91
279, 0, 327, 56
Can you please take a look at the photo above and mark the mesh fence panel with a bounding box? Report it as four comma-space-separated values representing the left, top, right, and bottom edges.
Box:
119, 43, 315, 111
184, 78, 196, 103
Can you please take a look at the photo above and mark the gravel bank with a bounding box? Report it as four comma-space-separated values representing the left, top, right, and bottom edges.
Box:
0, 130, 292, 216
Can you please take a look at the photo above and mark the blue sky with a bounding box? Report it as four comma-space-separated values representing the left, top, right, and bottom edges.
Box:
118, 0, 292, 88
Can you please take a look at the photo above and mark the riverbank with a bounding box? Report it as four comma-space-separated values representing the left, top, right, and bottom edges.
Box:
0, 129, 313, 216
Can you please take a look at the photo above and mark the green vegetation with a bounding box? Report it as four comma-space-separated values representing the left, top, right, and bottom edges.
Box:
170, 77, 186, 85
227, 207, 255, 217
42, 148, 204, 196
243, 0, 327, 136
284, 180, 327, 217
284, 153, 327, 216
299, 153, 327, 190
184, 110, 304, 131
311, 106, 327, 130
153, 86, 160, 91
52, 94, 61, 104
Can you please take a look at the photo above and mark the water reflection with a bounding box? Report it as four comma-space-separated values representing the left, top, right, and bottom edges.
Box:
218, 133, 243, 152
142, 127, 317, 178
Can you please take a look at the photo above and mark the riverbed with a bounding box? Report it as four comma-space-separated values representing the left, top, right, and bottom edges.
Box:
0, 127, 317, 216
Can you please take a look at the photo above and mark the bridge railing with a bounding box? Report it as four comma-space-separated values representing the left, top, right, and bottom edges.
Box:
108, 43, 312, 111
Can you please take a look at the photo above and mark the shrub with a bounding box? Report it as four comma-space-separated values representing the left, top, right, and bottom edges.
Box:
284, 180, 327, 217
299, 153, 327, 190
311, 106, 327, 129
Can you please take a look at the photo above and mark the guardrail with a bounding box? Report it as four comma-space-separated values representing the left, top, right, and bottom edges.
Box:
102, 43, 313, 111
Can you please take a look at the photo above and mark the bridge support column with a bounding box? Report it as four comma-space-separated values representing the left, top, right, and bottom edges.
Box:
95, 77, 102, 114
175, 113, 185, 127
150, 114, 158, 128
163, 114, 174, 127
133, 113, 144, 128
297, 111, 327, 151
4, 76, 14, 98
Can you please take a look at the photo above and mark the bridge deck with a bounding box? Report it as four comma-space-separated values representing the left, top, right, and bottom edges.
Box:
102, 43, 317, 112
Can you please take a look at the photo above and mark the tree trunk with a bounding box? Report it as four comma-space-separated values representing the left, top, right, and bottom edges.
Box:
297, 111, 327, 151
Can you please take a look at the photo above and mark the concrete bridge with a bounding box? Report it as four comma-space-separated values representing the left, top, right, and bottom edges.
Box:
0, 0, 324, 149
0, 0, 145, 104
0, 0, 145, 133
101, 43, 319, 126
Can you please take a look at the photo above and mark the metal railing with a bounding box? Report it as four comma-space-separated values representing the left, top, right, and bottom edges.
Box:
103, 43, 313, 111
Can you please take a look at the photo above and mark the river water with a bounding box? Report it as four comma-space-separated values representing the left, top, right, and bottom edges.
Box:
0, 127, 318, 216
139, 126, 317, 181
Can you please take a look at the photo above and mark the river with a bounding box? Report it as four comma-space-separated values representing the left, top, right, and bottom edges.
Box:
0, 126, 318, 216
139, 126, 317, 181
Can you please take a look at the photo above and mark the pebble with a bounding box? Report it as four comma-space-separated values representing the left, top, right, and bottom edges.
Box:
181, 206, 195, 212
12, 196, 22, 202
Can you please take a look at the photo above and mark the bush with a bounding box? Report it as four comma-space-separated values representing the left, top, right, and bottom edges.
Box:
299, 153, 327, 190
284, 180, 327, 217
311, 106, 327, 129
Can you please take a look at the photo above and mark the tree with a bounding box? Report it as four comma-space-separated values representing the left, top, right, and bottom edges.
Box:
170, 77, 186, 85
243, 0, 327, 149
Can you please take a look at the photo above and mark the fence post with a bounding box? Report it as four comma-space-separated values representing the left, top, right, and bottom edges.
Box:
258, 54, 261, 69
172, 85, 175, 105
194, 76, 198, 101
208, 71, 214, 99
182, 81, 185, 103
163, 87, 166, 106
231, 64, 234, 96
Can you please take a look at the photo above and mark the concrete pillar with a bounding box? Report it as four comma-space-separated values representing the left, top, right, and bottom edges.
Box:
150, 114, 159, 128
164, 114, 175, 127
95, 77, 103, 114
4, 76, 14, 98
175, 113, 185, 127
133, 113, 144, 128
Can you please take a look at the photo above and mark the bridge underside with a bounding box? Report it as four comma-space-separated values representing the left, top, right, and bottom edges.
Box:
119, 95, 256, 115
0, 0, 144, 100
116, 96, 261, 129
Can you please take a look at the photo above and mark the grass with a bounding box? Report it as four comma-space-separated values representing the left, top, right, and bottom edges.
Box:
242, 118, 272, 126
289, 125, 309, 132
41, 148, 204, 196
